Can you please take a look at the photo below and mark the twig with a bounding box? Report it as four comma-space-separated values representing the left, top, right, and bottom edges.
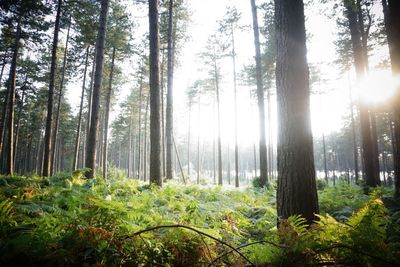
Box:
209, 240, 286, 266
123, 224, 255, 266
200, 233, 214, 264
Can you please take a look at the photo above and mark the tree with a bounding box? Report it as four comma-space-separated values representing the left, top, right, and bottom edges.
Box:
250, 0, 268, 187
165, 0, 175, 181
218, 6, 241, 187
382, 0, 400, 196
149, 0, 162, 186
42, 0, 62, 177
275, 0, 319, 223
51, 15, 71, 175
344, 0, 380, 187
73, 46, 90, 170
102, 2, 133, 178
85, 0, 110, 179
201, 34, 224, 185
0, 0, 49, 175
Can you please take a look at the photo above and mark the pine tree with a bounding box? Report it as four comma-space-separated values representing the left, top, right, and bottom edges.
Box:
275, 0, 319, 223
85, 0, 110, 178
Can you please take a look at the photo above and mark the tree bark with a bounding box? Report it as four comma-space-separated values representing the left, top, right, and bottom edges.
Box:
43, 0, 62, 176
85, 0, 110, 178
149, 0, 162, 185
85, 49, 96, 162
275, 0, 319, 223
166, 0, 175, 180
250, 0, 268, 187
102, 46, 116, 179
73, 46, 89, 170
382, 0, 400, 197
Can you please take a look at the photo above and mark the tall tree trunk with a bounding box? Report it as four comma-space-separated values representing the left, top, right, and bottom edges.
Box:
275, 0, 319, 223
137, 63, 143, 180
213, 99, 216, 184
0, 52, 8, 84
253, 141, 257, 177
345, 1, 379, 187
149, 0, 162, 185
143, 95, 150, 182
4, 18, 22, 175
250, 0, 268, 187
85, 0, 110, 178
13, 82, 27, 165
73, 46, 90, 170
85, 49, 96, 160
197, 96, 201, 184
231, 23, 239, 188
127, 114, 132, 178
187, 103, 191, 179
382, 0, 400, 196
267, 87, 274, 179
348, 75, 359, 182
103, 46, 116, 179
43, 0, 62, 176
51, 16, 71, 175
357, 0, 380, 186
213, 57, 223, 185
322, 133, 328, 183
0, 53, 9, 159
0, 81, 9, 167
166, 0, 175, 181
227, 144, 231, 185
160, 49, 166, 177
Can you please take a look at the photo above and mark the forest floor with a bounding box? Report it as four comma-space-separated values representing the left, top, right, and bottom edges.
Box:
0, 171, 399, 266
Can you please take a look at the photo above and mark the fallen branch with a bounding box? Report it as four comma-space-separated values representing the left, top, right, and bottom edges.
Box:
123, 224, 255, 266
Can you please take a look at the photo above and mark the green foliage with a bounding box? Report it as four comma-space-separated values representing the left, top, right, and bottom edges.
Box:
319, 183, 369, 221
0, 174, 398, 266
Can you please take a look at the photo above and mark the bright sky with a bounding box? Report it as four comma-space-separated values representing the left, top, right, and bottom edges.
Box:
65, 0, 394, 148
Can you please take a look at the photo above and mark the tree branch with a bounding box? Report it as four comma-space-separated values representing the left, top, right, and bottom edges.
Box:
123, 224, 255, 266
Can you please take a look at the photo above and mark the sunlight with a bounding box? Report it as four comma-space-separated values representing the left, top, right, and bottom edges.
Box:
357, 71, 399, 105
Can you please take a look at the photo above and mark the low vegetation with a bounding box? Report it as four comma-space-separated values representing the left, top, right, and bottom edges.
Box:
0, 172, 399, 266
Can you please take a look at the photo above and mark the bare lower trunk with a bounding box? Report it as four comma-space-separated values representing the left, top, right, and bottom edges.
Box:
85, 0, 110, 178
102, 47, 116, 179
143, 95, 150, 182
51, 17, 71, 175
149, 0, 162, 185
250, 0, 268, 186
346, 2, 379, 187
73, 46, 89, 170
166, 0, 175, 180
382, 0, 400, 196
275, 0, 319, 223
